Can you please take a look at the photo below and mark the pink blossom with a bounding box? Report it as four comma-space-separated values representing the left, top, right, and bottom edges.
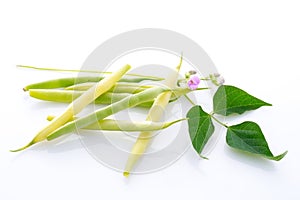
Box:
187, 75, 200, 90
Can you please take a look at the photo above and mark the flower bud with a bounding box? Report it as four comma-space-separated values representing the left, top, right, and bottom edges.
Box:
187, 75, 200, 90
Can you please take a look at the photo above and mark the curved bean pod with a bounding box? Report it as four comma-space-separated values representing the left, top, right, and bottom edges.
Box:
123, 56, 183, 177
47, 86, 168, 141
47, 115, 186, 131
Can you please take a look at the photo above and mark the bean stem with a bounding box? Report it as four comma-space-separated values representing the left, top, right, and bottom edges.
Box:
210, 113, 228, 128
17, 65, 164, 80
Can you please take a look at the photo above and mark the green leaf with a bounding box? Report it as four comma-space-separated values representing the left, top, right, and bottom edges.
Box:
213, 85, 272, 116
187, 105, 215, 156
226, 121, 287, 161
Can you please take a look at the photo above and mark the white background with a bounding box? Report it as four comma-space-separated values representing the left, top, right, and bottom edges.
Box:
1, 0, 299, 199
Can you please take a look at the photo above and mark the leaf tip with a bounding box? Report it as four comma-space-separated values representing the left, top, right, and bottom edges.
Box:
265, 102, 272, 106
271, 150, 288, 161
200, 155, 209, 160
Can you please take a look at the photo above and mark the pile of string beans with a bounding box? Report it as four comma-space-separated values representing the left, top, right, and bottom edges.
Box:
12, 61, 207, 176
